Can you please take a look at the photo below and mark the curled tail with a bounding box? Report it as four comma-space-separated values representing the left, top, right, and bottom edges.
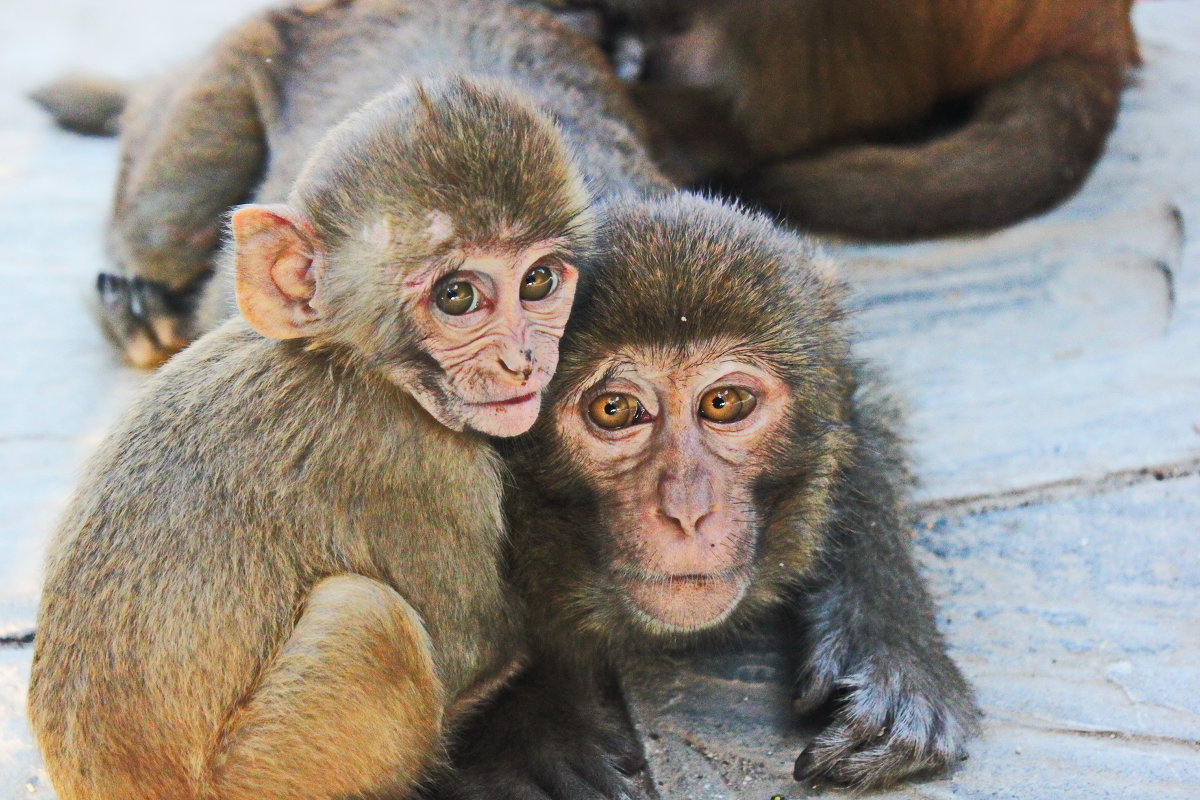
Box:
29, 74, 130, 136
744, 56, 1128, 240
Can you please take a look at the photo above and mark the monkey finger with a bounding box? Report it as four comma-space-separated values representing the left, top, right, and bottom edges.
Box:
433, 773, 552, 800
798, 736, 944, 790
792, 721, 862, 784
590, 717, 647, 776
792, 669, 839, 716
545, 763, 634, 800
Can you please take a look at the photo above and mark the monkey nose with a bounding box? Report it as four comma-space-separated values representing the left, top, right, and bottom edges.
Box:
498, 350, 534, 381
658, 467, 718, 537
660, 505, 713, 538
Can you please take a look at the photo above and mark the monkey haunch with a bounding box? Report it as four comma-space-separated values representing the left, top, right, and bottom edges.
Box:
27, 75, 593, 800
577, 0, 1138, 239
440, 195, 980, 796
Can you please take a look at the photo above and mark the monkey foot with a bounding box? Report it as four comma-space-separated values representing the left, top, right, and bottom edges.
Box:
95, 273, 203, 368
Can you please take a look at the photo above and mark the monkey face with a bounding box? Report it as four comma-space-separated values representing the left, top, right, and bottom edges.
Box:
554, 341, 791, 633
398, 240, 580, 437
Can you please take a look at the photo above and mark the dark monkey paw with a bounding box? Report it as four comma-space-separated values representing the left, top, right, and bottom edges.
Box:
95, 273, 201, 368
792, 650, 980, 790
430, 672, 646, 800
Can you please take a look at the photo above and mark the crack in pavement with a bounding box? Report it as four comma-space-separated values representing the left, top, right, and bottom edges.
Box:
917, 457, 1200, 519
988, 712, 1200, 750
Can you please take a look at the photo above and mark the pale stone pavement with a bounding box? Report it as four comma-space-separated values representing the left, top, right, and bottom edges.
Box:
1, 1, 1197, 798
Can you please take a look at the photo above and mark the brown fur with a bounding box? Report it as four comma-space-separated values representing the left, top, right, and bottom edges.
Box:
27, 2, 671, 796
577, 0, 1138, 238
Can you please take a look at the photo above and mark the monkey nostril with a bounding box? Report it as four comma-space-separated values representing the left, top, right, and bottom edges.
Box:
498, 356, 533, 380
660, 506, 711, 538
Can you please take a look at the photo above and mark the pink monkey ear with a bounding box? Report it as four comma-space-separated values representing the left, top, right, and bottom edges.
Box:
232, 204, 322, 340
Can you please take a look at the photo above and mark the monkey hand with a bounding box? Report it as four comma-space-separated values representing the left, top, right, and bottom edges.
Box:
95, 273, 201, 368
791, 646, 979, 790
432, 665, 646, 800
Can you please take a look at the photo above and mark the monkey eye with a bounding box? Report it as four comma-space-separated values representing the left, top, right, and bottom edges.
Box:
433, 277, 479, 316
587, 392, 651, 430
697, 387, 757, 424
519, 261, 559, 302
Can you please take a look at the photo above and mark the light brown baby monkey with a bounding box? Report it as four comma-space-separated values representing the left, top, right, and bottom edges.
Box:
27, 54, 602, 800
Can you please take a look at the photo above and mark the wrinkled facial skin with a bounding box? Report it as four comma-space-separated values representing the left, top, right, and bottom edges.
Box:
401, 241, 578, 437
556, 342, 790, 633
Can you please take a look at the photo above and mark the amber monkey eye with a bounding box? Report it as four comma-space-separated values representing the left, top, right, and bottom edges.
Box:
520, 262, 559, 302
698, 387, 757, 423
433, 277, 479, 315
588, 393, 643, 429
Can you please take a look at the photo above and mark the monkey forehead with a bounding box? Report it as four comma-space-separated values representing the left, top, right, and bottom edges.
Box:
394, 238, 571, 292
560, 339, 784, 400
360, 210, 456, 251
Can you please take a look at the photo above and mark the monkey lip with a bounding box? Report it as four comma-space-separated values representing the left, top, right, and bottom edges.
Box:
621, 570, 749, 633
465, 391, 540, 408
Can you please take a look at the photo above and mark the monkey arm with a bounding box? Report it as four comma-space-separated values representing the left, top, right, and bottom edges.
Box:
431, 655, 645, 800
785, 388, 980, 789
97, 14, 285, 365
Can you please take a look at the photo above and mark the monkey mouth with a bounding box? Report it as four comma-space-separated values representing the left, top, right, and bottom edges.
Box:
620, 570, 749, 633
467, 391, 539, 408
460, 389, 546, 437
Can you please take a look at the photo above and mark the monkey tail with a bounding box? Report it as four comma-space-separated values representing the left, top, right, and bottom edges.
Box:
743, 56, 1128, 240
29, 74, 130, 136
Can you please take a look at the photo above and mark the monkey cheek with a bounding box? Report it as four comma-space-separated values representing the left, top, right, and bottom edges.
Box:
624, 574, 747, 634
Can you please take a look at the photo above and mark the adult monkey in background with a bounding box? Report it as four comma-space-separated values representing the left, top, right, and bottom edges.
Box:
559, 0, 1139, 239
32, 0, 664, 367
434, 194, 980, 798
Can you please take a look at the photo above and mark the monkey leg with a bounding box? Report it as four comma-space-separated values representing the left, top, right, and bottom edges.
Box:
99, 14, 285, 366
741, 55, 1126, 240
788, 389, 979, 790
209, 574, 445, 800
429, 657, 644, 800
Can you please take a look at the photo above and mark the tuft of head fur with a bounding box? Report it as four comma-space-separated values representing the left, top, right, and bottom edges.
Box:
293, 76, 594, 263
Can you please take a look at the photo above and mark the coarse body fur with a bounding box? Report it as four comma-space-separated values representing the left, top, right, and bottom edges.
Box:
32, 326, 513, 799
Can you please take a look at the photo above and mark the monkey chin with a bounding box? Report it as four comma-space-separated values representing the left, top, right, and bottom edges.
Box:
461, 391, 544, 438
623, 573, 749, 635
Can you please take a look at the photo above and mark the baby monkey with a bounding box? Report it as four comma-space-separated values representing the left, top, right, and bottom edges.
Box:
28, 74, 594, 800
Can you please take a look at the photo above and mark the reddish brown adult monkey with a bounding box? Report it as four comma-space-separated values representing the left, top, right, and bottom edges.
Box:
431, 193, 980, 797
32, 0, 664, 367
27, 2, 674, 799
560, 0, 1139, 239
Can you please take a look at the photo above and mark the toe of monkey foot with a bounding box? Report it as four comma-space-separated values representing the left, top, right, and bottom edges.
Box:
95, 273, 202, 368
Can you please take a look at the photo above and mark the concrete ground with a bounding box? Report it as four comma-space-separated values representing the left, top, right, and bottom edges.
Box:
1, 1, 1197, 798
